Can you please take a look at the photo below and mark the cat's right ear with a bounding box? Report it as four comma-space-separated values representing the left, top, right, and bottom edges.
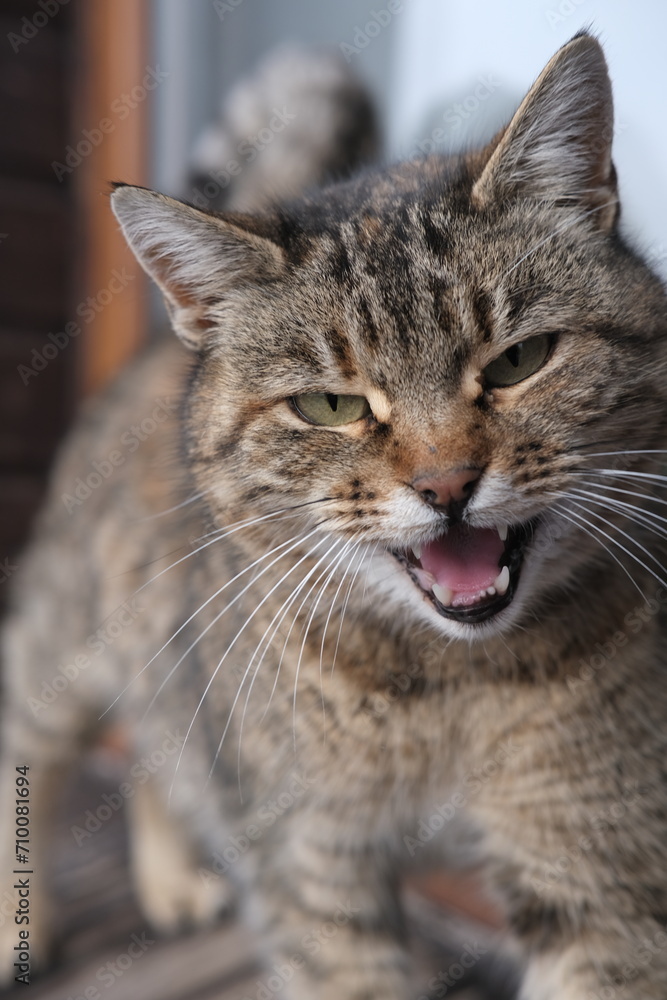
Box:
110, 184, 286, 349
472, 33, 618, 232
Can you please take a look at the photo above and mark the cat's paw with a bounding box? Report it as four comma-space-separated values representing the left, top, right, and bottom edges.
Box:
129, 779, 235, 934
134, 847, 234, 934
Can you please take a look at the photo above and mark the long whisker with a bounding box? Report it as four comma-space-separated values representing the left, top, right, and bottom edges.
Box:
235, 537, 358, 794
568, 486, 667, 537
566, 498, 667, 576
582, 468, 667, 484
200, 535, 335, 789
133, 505, 324, 596
134, 489, 210, 521
244, 534, 347, 732
330, 542, 371, 679
578, 450, 667, 460
550, 502, 650, 602
187, 505, 319, 546
316, 541, 375, 688
291, 538, 363, 750
240, 540, 362, 735
172, 534, 331, 801
99, 505, 316, 625
107, 526, 322, 721
570, 477, 667, 511
139, 525, 326, 729
577, 475, 667, 507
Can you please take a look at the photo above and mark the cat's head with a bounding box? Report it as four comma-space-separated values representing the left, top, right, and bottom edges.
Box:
112, 34, 667, 642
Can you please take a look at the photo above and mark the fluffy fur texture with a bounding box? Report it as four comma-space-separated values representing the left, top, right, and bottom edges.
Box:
2, 33, 667, 999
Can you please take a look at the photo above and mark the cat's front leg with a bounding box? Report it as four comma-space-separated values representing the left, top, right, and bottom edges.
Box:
247, 812, 410, 1000
490, 821, 667, 997
478, 761, 667, 997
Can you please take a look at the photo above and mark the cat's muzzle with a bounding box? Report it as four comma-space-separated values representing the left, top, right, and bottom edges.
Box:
395, 520, 535, 625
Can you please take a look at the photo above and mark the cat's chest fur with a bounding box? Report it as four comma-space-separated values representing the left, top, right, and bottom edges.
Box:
159, 516, 631, 827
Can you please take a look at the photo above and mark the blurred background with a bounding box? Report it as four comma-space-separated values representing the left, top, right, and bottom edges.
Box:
0, 1, 665, 996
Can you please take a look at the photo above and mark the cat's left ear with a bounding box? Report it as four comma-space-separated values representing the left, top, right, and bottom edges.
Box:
110, 184, 286, 349
472, 33, 618, 232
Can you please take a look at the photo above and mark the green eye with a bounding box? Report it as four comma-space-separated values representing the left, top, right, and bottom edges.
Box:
292, 393, 371, 426
482, 334, 553, 388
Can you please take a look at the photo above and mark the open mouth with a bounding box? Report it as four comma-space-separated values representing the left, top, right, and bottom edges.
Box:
393, 520, 535, 624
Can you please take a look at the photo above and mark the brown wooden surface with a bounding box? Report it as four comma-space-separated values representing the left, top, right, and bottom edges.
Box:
75, 0, 151, 397
0, 0, 154, 613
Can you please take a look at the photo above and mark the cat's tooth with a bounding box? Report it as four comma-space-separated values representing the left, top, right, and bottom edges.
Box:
493, 566, 510, 596
432, 583, 453, 607
412, 545, 422, 561
496, 523, 508, 542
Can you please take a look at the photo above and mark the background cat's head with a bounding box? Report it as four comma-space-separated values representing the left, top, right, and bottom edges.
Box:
112, 33, 667, 642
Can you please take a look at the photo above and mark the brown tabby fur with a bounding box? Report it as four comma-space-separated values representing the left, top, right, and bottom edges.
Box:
2, 33, 667, 999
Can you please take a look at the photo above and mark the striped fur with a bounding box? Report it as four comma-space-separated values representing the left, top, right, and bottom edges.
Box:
2, 33, 667, 999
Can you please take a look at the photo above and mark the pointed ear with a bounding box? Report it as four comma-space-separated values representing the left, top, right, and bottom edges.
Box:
472, 34, 618, 232
110, 185, 286, 349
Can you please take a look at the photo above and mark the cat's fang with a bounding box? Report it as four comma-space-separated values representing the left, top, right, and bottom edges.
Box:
411, 545, 422, 561
432, 583, 453, 606
493, 566, 510, 596
496, 523, 509, 542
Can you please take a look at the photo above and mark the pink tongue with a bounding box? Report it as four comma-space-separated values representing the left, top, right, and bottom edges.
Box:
420, 525, 504, 593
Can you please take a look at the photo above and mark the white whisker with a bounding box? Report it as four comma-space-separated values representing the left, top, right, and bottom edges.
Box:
568, 486, 667, 538
100, 505, 314, 633
172, 533, 331, 802
578, 450, 667, 459
234, 536, 357, 793
330, 542, 370, 679
116, 526, 323, 724
291, 537, 363, 750
571, 477, 667, 511
134, 489, 210, 521
585, 468, 667, 485
566, 498, 667, 575
551, 502, 650, 603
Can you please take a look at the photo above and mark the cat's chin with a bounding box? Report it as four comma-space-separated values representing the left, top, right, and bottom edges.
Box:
392, 519, 537, 627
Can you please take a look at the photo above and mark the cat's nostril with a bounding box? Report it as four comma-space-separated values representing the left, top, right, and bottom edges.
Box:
421, 489, 439, 505
412, 468, 481, 509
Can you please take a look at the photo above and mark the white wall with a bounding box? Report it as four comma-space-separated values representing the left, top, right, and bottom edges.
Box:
152, 0, 667, 276
388, 0, 667, 276
152, 0, 399, 197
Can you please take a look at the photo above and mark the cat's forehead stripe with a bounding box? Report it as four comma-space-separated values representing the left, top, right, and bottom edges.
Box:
470, 288, 495, 343
322, 326, 356, 379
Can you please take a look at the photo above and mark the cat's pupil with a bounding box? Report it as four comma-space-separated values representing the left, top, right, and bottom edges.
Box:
506, 344, 522, 369
326, 393, 339, 412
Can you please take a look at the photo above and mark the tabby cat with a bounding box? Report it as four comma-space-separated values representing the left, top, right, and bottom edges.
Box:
2, 32, 667, 999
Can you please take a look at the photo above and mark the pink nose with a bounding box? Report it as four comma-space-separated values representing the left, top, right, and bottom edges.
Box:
412, 468, 481, 508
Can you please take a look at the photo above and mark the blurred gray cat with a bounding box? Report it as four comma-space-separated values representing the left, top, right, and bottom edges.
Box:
2, 33, 667, 1000
190, 45, 379, 211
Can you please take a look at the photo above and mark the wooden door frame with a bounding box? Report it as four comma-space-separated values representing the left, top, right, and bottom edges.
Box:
74, 0, 151, 397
